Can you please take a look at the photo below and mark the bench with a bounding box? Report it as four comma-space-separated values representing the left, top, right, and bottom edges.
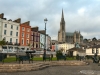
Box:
19, 55, 33, 64
0, 53, 7, 64
16, 53, 34, 64
43, 55, 53, 61
57, 55, 66, 61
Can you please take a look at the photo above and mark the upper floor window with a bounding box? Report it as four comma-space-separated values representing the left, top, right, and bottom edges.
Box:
22, 39, 24, 44
22, 27, 25, 31
4, 24, 7, 28
10, 31, 13, 36
16, 32, 18, 36
26, 40, 29, 45
10, 38, 12, 43
16, 39, 18, 43
22, 33, 24, 37
4, 30, 6, 35
16, 26, 18, 30
11, 25, 13, 29
3, 37, 6, 41
27, 34, 29, 38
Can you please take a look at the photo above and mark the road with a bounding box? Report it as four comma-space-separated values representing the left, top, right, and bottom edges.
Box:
0, 62, 100, 75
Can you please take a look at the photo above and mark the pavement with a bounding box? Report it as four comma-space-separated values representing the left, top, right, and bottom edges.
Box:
0, 60, 100, 75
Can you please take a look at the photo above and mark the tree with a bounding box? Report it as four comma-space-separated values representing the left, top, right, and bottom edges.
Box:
0, 39, 6, 46
92, 37, 97, 41
56, 49, 63, 60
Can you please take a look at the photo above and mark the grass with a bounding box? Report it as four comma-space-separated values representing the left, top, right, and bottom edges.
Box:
3, 56, 76, 63
4, 57, 16, 63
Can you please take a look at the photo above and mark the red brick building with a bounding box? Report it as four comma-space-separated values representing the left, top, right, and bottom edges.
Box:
19, 21, 31, 50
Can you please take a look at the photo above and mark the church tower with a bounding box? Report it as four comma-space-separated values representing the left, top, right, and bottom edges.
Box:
58, 9, 66, 43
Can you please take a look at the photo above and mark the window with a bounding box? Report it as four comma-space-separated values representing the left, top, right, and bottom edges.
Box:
4, 30, 6, 35
92, 48, 94, 54
16, 39, 18, 43
4, 24, 7, 28
16, 26, 18, 30
3, 37, 6, 41
27, 34, 29, 38
96, 48, 99, 54
26, 40, 29, 45
22, 39, 24, 44
16, 32, 18, 36
10, 38, 12, 43
22, 33, 24, 37
11, 25, 13, 29
10, 31, 13, 36
22, 27, 25, 31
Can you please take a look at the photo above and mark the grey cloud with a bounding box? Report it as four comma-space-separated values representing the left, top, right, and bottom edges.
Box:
0, 0, 100, 40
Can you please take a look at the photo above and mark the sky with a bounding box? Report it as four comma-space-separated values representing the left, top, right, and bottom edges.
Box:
0, 0, 100, 40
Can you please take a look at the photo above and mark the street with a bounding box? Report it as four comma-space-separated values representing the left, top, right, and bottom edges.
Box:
0, 62, 100, 75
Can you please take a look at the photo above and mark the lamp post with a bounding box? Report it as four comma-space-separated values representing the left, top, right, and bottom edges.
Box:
43, 18, 48, 61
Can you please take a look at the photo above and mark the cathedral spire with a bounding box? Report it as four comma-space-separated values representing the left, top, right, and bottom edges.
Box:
62, 9, 64, 19
61, 9, 65, 23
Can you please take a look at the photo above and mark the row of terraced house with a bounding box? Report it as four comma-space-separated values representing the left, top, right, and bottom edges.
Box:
0, 13, 51, 51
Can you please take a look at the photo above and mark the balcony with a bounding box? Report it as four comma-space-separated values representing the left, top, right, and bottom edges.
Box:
6, 42, 20, 46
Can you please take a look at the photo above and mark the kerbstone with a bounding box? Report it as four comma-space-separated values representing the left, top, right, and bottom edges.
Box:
0, 61, 88, 72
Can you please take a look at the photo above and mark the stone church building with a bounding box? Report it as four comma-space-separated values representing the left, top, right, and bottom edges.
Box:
58, 10, 83, 44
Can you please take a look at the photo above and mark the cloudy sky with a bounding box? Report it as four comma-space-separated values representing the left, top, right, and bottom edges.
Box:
0, 0, 100, 40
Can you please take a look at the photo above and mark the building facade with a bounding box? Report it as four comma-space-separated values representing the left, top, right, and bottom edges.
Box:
39, 33, 45, 50
31, 27, 40, 50
19, 21, 31, 50
58, 10, 83, 44
0, 13, 20, 52
46, 34, 51, 50
86, 45, 100, 56
58, 43, 74, 53
51, 40, 59, 51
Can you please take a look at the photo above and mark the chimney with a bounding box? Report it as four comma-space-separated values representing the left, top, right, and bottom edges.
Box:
31, 26, 39, 32
0, 13, 4, 19
13, 18, 21, 23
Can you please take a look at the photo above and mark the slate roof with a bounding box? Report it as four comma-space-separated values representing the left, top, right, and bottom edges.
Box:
92, 45, 100, 48
66, 32, 74, 36
66, 32, 83, 37
68, 47, 85, 52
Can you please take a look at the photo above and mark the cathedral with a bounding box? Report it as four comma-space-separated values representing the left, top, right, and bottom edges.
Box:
58, 10, 83, 44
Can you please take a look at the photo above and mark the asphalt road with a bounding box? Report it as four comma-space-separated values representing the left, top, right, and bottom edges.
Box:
0, 62, 100, 75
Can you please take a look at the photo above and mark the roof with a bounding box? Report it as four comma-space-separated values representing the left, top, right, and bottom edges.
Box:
68, 47, 85, 52
92, 45, 100, 48
66, 32, 74, 36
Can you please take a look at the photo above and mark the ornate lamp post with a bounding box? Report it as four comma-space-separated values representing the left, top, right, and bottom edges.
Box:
43, 18, 48, 61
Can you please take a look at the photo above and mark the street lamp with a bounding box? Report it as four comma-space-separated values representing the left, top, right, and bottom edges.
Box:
43, 18, 48, 61
44, 18, 48, 50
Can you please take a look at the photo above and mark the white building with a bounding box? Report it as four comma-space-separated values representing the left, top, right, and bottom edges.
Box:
58, 43, 74, 53
86, 45, 100, 56
40, 33, 45, 50
0, 13, 20, 51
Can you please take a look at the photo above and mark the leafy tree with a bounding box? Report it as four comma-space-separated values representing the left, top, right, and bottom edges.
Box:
0, 39, 6, 46
56, 50, 63, 57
